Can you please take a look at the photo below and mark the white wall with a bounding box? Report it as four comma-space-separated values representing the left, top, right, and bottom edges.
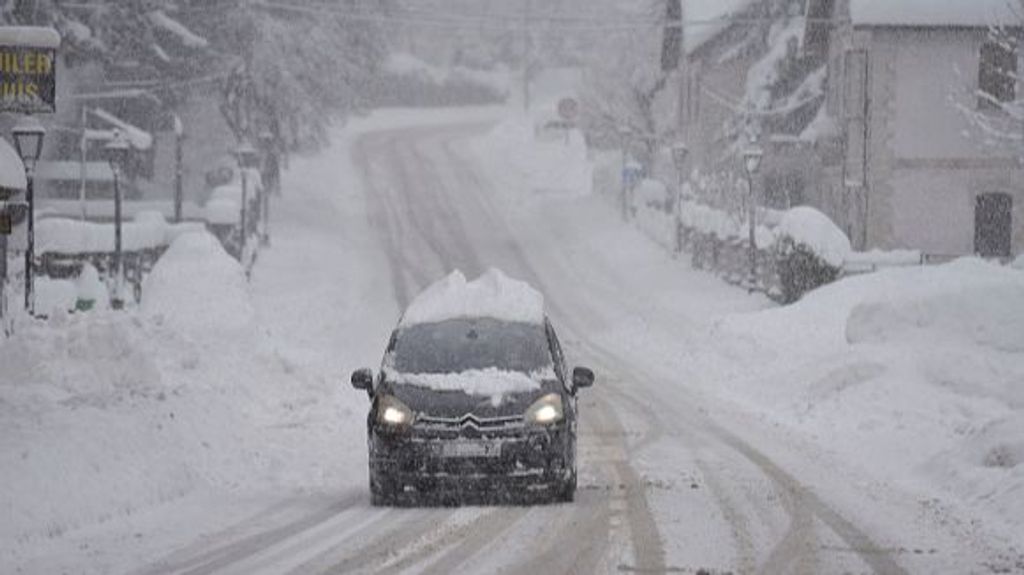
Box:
884, 28, 1016, 161
864, 28, 1024, 256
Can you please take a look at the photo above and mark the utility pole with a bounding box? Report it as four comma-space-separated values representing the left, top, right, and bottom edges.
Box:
677, 0, 687, 133
79, 105, 88, 221
522, 0, 531, 112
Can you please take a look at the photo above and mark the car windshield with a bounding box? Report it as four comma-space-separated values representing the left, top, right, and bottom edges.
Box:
387, 317, 552, 375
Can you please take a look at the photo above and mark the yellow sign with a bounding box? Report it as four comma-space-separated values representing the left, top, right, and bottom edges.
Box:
0, 27, 59, 114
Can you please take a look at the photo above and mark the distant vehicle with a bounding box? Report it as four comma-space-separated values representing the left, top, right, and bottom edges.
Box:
351, 269, 594, 506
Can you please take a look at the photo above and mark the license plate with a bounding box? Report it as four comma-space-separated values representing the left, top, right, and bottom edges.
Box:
440, 440, 501, 458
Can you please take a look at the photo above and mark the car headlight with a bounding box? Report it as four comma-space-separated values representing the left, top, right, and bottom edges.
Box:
376, 395, 415, 429
525, 393, 564, 426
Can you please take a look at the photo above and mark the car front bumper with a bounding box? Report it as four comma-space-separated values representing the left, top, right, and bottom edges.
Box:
369, 424, 574, 498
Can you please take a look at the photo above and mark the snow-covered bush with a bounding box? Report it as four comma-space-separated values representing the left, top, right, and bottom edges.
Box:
774, 238, 841, 304
773, 207, 850, 303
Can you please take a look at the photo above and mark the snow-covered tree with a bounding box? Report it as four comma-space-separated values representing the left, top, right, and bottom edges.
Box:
578, 0, 681, 171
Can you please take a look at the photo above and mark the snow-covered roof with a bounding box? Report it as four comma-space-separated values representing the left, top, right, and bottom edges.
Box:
850, 0, 1020, 28
35, 217, 169, 254
35, 161, 114, 182
0, 26, 61, 49
0, 137, 27, 191
401, 269, 546, 327
147, 10, 209, 49
686, 0, 758, 54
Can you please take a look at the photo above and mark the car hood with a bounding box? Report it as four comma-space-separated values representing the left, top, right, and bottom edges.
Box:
385, 376, 562, 419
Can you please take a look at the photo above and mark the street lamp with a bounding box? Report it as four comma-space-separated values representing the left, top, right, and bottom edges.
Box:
618, 126, 632, 221
743, 141, 765, 288
11, 117, 46, 314
257, 130, 274, 246
670, 142, 689, 254
173, 114, 185, 223
234, 141, 261, 266
105, 129, 130, 309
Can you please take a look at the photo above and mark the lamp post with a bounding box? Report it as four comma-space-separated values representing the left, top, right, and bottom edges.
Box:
671, 142, 689, 255
743, 140, 765, 289
173, 114, 185, 223
257, 130, 273, 246
618, 126, 632, 222
105, 129, 130, 310
12, 117, 46, 315
235, 142, 260, 266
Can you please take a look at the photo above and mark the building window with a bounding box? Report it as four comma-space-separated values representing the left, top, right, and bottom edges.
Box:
975, 192, 1013, 258
978, 38, 1017, 110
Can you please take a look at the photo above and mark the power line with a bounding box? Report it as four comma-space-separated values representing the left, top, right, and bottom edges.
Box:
254, 1, 837, 33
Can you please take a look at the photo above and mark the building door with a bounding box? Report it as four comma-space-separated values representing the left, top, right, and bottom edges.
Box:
975, 192, 1012, 257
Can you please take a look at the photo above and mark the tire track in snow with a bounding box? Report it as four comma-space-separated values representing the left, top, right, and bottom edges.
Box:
437, 128, 908, 574
433, 131, 667, 573
354, 123, 668, 573
134, 491, 364, 575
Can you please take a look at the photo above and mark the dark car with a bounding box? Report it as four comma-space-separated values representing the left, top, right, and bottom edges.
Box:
351, 315, 594, 506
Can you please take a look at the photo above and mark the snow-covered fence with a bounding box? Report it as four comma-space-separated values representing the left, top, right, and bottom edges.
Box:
35, 213, 205, 306
625, 177, 909, 302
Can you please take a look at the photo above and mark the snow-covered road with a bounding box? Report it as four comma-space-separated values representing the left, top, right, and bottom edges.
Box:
114, 113, 1023, 575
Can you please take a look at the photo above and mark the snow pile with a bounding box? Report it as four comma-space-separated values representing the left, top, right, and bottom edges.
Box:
142, 232, 254, 335
32, 278, 77, 317
470, 116, 592, 198
719, 258, 1024, 533
845, 259, 1024, 352
385, 367, 545, 396
204, 199, 239, 225
1012, 254, 1024, 270
401, 269, 545, 327
774, 206, 851, 267
75, 263, 109, 309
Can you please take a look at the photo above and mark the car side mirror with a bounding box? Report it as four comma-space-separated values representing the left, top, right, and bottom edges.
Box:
572, 367, 594, 391
351, 368, 374, 394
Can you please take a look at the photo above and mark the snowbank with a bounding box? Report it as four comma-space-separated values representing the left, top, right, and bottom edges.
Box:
401, 268, 545, 327
774, 206, 851, 267
718, 258, 1024, 535
846, 260, 1024, 352
141, 232, 254, 335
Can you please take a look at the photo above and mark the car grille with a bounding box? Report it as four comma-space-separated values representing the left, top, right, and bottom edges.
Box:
415, 413, 524, 436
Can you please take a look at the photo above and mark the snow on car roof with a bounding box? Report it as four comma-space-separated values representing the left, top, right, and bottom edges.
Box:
400, 268, 545, 327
